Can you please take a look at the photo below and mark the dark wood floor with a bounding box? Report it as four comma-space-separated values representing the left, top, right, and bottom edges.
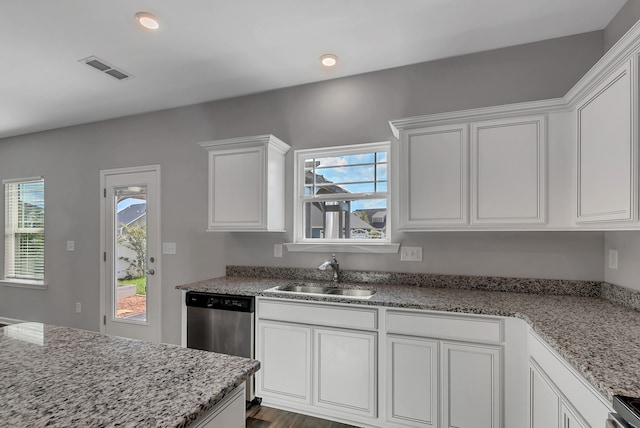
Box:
247, 405, 357, 428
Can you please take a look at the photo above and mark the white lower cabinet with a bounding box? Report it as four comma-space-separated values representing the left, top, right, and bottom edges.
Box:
530, 362, 560, 428
561, 402, 588, 428
384, 310, 505, 428
256, 298, 378, 425
257, 321, 312, 404
441, 342, 501, 428
314, 328, 377, 418
192, 384, 246, 428
530, 361, 590, 428
255, 298, 609, 428
529, 330, 611, 428
386, 335, 438, 427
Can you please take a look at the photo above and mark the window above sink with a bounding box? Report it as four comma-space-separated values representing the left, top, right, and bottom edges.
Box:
286, 141, 399, 254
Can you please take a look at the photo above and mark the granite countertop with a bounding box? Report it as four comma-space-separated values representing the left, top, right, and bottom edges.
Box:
0, 323, 260, 428
177, 275, 640, 404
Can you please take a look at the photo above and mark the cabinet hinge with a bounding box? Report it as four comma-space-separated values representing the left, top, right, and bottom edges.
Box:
103, 252, 106, 262
103, 188, 106, 198
103, 315, 106, 325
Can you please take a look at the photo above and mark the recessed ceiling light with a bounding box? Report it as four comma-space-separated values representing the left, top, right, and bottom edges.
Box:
320, 54, 338, 67
135, 12, 159, 30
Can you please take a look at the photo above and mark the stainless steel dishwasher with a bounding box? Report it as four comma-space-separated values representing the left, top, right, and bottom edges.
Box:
186, 291, 260, 405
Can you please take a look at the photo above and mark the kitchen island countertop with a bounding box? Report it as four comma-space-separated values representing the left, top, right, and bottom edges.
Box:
0, 323, 260, 428
177, 275, 640, 404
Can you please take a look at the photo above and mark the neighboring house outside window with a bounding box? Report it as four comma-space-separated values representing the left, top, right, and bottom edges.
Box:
293, 141, 391, 244
116, 201, 147, 280
3, 177, 45, 286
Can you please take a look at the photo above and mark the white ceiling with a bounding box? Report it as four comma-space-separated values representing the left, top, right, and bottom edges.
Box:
0, 0, 627, 139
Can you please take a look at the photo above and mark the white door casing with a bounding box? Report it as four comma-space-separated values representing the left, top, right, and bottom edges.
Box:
100, 165, 161, 343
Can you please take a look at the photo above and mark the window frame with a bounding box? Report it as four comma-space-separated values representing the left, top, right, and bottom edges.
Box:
289, 141, 398, 252
2, 176, 46, 288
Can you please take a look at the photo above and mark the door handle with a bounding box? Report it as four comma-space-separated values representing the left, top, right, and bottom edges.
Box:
147, 269, 155, 275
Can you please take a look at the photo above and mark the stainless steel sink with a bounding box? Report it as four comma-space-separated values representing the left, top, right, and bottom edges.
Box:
278, 284, 334, 294
270, 283, 376, 298
326, 288, 376, 297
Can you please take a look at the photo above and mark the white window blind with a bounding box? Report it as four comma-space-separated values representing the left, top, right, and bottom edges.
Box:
4, 178, 45, 283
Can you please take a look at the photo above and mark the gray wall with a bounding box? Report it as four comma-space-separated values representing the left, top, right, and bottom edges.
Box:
0, 31, 605, 344
602, 3, 640, 291
605, 0, 640, 51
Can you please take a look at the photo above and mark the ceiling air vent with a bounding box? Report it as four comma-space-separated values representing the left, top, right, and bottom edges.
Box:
79, 56, 134, 81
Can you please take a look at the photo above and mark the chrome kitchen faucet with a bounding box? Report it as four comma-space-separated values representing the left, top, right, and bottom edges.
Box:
319, 254, 340, 283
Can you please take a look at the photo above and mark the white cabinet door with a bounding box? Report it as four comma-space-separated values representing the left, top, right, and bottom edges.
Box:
256, 321, 312, 404
386, 335, 438, 428
441, 342, 501, 428
530, 364, 560, 428
561, 402, 588, 428
576, 59, 636, 224
401, 124, 469, 228
200, 134, 290, 231
314, 327, 377, 418
209, 145, 264, 226
471, 115, 546, 225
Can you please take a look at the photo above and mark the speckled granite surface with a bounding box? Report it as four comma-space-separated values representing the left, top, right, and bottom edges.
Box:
177, 274, 640, 404
0, 323, 260, 428
226, 265, 602, 296
602, 282, 640, 312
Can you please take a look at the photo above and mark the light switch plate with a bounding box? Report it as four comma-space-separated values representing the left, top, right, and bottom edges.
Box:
163, 242, 177, 255
401, 246, 423, 261
66, 241, 75, 251
609, 249, 618, 270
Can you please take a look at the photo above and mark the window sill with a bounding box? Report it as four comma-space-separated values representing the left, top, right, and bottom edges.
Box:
284, 242, 400, 254
0, 279, 47, 289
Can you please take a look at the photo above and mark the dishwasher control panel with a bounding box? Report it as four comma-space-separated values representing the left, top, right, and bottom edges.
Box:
186, 291, 254, 312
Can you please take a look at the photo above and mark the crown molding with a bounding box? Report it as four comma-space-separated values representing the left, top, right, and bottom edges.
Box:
390, 18, 640, 138
199, 134, 291, 154
389, 98, 566, 138
565, 18, 640, 109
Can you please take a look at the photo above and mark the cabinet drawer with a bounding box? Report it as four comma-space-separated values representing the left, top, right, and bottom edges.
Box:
386, 310, 503, 344
258, 299, 378, 330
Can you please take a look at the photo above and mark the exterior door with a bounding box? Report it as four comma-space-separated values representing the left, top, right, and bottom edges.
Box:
100, 165, 161, 342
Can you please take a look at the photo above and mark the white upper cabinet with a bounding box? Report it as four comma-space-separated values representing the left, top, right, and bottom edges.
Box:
401, 124, 469, 227
199, 135, 290, 231
575, 59, 637, 224
391, 21, 640, 230
397, 115, 546, 229
471, 115, 546, 225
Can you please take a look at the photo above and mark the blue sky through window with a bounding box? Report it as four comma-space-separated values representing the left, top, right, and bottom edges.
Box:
117, 197, 146, 212
305, 151, 388, 212
19, 181, 44, 209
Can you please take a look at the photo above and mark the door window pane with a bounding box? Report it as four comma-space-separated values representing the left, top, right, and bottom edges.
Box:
113, 186, 147, 321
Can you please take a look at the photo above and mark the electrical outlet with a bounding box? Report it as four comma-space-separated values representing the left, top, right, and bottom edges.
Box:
274, 244, 283, 258
609, 249, 619, 270
75, 302, 82, 313
401, 246, 423, 261
162, 242, 177, 254
66, 241, 75, 251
